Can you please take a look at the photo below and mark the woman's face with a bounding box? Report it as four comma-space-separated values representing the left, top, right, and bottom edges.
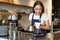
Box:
34, 5, 42, 15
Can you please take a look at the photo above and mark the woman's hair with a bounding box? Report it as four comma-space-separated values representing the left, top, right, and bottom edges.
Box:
32, 1, 44, 13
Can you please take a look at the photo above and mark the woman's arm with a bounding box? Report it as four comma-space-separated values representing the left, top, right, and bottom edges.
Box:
30, 21, 32, 25
40, 20, 50, 30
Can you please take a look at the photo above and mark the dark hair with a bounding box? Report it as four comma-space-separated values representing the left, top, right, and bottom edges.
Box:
32, 1, 44, 13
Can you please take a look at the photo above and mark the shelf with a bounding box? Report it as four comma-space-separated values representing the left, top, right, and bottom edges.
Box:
0, 1, 32, 8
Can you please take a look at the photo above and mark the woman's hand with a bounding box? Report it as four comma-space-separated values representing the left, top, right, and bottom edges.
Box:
40, 20, 50, 30
23, 26, 28, 31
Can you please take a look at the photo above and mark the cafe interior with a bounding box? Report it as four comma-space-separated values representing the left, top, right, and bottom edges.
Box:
0, 0, 60, 40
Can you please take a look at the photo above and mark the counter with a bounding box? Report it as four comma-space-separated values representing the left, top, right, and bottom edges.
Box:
0, 26, 60, 40
19, 31, 50, 40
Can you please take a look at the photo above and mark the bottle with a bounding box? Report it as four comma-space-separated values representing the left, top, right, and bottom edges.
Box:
2, 20, 5, 25
9, 23, 13, 40
29, 26, 33, 31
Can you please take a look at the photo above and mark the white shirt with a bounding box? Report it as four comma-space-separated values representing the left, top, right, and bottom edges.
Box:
29, 13, 49, 25
8, 15, 17, 20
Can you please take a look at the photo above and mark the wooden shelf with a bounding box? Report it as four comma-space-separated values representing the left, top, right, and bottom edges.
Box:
0, 1, 32, 8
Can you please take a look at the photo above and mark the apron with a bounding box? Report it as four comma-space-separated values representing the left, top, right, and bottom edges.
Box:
32, 14, 47, 37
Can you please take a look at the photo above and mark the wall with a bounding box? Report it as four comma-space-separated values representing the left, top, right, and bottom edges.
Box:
13, 0, 35, 7
0, 3, 32, 14
45, 0, 52, 25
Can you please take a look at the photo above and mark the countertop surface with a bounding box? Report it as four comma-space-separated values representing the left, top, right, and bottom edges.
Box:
20, 31, 50, 40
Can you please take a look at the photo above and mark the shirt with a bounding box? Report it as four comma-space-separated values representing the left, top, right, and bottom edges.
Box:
8, 15, 17, 20
29, 13, 49, 25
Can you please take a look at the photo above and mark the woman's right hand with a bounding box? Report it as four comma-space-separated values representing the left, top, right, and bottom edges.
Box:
23, 26, 28, 31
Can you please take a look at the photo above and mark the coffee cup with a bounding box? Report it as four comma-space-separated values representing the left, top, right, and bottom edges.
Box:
34, 22, 40, 29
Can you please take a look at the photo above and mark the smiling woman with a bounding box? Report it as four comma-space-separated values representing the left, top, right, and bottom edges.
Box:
23, 1, 52, 40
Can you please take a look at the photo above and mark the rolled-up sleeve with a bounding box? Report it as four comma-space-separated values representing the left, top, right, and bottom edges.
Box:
44, 14, 49, 21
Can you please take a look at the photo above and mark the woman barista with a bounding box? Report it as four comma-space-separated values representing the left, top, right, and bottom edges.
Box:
24, 1, 50, 37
